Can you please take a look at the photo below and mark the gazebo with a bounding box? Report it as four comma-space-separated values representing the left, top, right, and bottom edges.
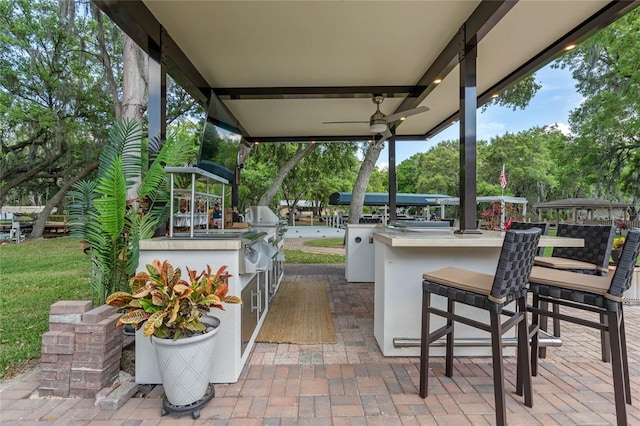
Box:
439, 195, 528, 223
534, 198, 632, 223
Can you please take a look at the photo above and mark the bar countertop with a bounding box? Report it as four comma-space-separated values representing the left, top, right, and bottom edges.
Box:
372, 226, 584, 248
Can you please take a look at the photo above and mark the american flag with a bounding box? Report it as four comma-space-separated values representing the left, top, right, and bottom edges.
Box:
499, 165, 507, 189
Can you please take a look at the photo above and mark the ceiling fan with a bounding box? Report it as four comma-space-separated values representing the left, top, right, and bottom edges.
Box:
323, 95, 429, 142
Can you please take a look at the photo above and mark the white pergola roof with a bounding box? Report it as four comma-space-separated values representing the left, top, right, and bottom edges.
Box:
96, 1, 637, 144
95, 0, 638, 231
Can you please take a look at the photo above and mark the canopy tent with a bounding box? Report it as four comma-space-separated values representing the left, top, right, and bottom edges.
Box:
534, 198, 632, 223
329, 192, 449, 207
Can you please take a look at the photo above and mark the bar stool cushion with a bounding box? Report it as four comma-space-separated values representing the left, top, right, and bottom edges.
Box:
528, 266, 614, 304
533, 256, 600, 272
423, 231, 539, 313
423, 267, 496, 300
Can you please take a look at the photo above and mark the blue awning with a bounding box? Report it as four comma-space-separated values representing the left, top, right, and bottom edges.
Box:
329, 192, 449, 207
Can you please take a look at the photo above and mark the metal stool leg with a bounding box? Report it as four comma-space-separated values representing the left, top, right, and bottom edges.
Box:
601, 312, 611, 362
445, 299, 455, 378
515, 297, 533, 407
419, 292, 431, 398
538, 300, 549, 359
619, 308, 631, 405
490, 312, 506, 426
530, 294, 541, 377
607, 310, 628, 424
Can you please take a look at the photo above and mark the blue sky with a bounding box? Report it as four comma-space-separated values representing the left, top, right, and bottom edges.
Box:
377, 63, 583, 168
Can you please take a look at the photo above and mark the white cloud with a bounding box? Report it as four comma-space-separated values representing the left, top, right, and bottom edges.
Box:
378, 64, 582, 166
478, 121, 507, 140
550, 122, 572, 135
377, 162, 389, 171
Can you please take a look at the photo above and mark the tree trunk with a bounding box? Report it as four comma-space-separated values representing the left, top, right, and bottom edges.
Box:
122, 36, 146, 123
349, 141, 385, 224
257, 143, 317, 207
94, 7, 121, 120
29, 161, 100, 239
121, 35, 147, 206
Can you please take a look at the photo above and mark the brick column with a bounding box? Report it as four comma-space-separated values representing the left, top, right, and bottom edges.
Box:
40, 301, 123, 398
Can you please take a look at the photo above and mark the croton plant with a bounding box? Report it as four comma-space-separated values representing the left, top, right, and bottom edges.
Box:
106, 259, 241, 340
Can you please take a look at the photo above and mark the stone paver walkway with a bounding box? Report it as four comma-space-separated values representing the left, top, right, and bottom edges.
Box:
1, 263, 639, 425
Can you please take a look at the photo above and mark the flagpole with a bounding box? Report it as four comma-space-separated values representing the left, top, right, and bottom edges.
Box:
500, 164, 505, 229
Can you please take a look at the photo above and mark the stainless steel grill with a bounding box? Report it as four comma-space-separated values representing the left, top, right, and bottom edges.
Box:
244, 206, 285, 300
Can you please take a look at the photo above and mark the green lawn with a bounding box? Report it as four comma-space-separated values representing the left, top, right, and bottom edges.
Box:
284, 249, 345, 264
303, 237, 345, 249
0, 236, 345, 378
0, 237, 91, 378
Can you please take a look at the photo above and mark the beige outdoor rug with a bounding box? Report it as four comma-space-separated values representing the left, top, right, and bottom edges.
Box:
256, 281, 336, 345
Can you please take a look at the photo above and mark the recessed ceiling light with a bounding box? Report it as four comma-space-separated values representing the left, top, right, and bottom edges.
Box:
433, 78, 442, 84
491, 93, 499, 98
564, 44, 577, 51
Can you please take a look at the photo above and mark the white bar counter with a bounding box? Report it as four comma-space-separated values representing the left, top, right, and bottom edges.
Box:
372, 226, 583, 357
136, 233, 270, 384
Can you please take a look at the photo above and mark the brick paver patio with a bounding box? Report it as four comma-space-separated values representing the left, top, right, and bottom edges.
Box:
1, 263, 638, 425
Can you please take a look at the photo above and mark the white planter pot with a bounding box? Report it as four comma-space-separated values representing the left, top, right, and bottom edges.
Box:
152, 316, 221, 406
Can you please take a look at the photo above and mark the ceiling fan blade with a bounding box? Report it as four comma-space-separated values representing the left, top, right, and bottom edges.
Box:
322, 120, 369, 125
377, 129, 392, 144
384, 106, 430, 123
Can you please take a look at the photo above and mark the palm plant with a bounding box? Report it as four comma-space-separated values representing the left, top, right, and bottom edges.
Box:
67, 119, 192, 305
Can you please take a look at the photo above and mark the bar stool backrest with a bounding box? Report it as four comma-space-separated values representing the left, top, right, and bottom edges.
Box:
552, 224, 616, 275
509, 222, 550, 256
490, 228, 542, 305
609, 228, 640, 299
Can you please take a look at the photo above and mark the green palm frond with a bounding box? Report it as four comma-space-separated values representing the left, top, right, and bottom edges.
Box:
67, 180, 98, 240
93, 157, 127, 240
98, 119, 143, 187
124, 213, 142, 279
139, 133, 192, 200
138, 207, 163, 239
67, 120, 194, 306
85, 220, 123, 303
118, 119, 144, 186
147, 203, 170, 232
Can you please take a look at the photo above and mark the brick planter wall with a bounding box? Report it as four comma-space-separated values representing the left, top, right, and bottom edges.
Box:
40, 301, 123, 398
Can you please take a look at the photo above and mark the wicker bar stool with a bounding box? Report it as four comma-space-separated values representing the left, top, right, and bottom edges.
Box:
509, 222, 550, 256
533, 223, 616, 360
528, 228, 640, 426
419, 228, 541, 426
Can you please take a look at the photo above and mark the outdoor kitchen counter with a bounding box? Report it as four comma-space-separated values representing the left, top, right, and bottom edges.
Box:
139, 237, 244, 251
371, 226, 583, 357
137, 232, 278, 384
372, 226, 583, 248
